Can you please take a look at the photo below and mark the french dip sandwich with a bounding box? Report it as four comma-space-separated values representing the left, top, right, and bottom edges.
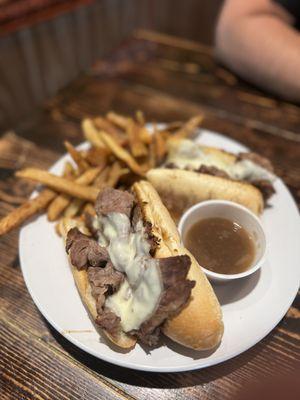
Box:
147, 138, 276, 218
60, 181, 223, 350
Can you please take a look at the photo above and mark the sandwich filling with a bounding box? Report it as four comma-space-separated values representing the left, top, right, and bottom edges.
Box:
164, 139, 275, 200
66, 187, 195, 345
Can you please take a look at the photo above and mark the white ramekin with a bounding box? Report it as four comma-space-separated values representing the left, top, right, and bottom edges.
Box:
178, 200, 267, 283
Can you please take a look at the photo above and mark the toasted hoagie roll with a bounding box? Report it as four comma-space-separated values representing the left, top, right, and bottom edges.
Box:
146, 138, 276, 219
60, 182, 223, 350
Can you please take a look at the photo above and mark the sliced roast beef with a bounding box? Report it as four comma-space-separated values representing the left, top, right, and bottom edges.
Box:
95, 187, 135, 218
196, 164, 230, 179
88, 262, 124, 314
238, 152, 274, 173
66, 228, 109, 270
252, 179, 276, 201
88, 262, 124, 297
131, 204, 160, 255
132, 255, 195, 346
164, 162, 178, 169
131, 203, 142, 227
96, 308, 121, 337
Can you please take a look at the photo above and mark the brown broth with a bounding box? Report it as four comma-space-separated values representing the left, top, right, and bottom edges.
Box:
184, 217, 255, 274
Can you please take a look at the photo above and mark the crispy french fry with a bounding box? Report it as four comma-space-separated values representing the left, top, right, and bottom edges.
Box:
153, 130, 167, 166
63, 161, 76, 179
106, 162, 129, 187
106, 112, 128, 129
64, 141, 89, 172
64, 198, 84, 218
94, 117, 127, 146
47, 167, 101, 221
138, 126, 152, 144
93, 166, 110, 188
84, 147, 108, 168
47, 193, 70, 221
0, 189, 56, 236
148, 137, 156, 169
82, 119, 106, 149
135, 110, 145, 125
126, 119, 148, 157
83, 202, 96, 216
172, 115, 203, 139
97, 130, 145, 176
16, 168, 99, 202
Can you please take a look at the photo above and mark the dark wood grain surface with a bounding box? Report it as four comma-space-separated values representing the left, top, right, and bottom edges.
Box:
0, 30, 299, 400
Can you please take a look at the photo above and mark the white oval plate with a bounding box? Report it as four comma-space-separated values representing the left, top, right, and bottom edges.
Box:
19, 129, 300, 373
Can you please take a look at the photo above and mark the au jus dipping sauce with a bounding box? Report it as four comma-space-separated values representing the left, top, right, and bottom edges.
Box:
184, 217, 255, 275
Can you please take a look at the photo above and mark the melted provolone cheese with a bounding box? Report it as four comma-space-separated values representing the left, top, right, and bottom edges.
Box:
96, 213, 162, 332
165, 139, 275, 182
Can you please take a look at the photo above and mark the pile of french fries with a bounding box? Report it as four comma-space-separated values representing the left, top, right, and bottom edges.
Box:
0, 111, 203, 236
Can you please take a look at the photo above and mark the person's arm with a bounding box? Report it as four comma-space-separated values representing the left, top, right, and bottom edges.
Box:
215, 0, 300, 102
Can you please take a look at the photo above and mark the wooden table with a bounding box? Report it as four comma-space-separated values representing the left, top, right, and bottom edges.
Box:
0, 31, 299, 399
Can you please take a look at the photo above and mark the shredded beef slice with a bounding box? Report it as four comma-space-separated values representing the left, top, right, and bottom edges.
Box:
131, 203, 142, 227
95, 187, 135, 217
131, 204, 160, 255
132, 255, 195, 346
66, 228, 109, 270
96, 308, 121, 337
238, 152, 274, 173
252, 179, 276, 201
164, 162, 178, 169
196, 164, 230, 179
88, 262, 124, 313
166, 162, 230, 179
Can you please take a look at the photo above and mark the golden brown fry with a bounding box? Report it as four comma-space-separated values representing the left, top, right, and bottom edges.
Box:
63, 161, 76, 179
97, 130, 145, 176
106, 162, 129, 187
126, 119, 148, 157
47, 193, 69, 221
93, 166, 110, 188
148, 136, 156, 169
84, 147, 109, 168
94, 117, 127, 146
83, 202, 96, 216
47, 167, 101, 221
0, 189, 56, 236
135, 110, 145, 125
64, 198, 84, 218
137, 126, 152, 144
64, 141, 89, 172
16, 168, 99, 202
106, 111, 128, 129
153, 130, 167, 166
82, 119, 106, 149
172, 115, 203, 139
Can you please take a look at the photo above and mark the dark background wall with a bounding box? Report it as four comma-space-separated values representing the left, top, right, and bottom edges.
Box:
0, 0, 224, 131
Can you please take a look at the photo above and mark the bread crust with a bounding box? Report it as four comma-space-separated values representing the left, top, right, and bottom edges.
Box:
133, 181, 224, 350
146, 168, 263, 219
61, 180, 224, 351
59, 218, 136, 349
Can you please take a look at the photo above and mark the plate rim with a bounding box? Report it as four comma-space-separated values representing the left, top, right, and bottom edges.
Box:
19, 129, 300, 373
